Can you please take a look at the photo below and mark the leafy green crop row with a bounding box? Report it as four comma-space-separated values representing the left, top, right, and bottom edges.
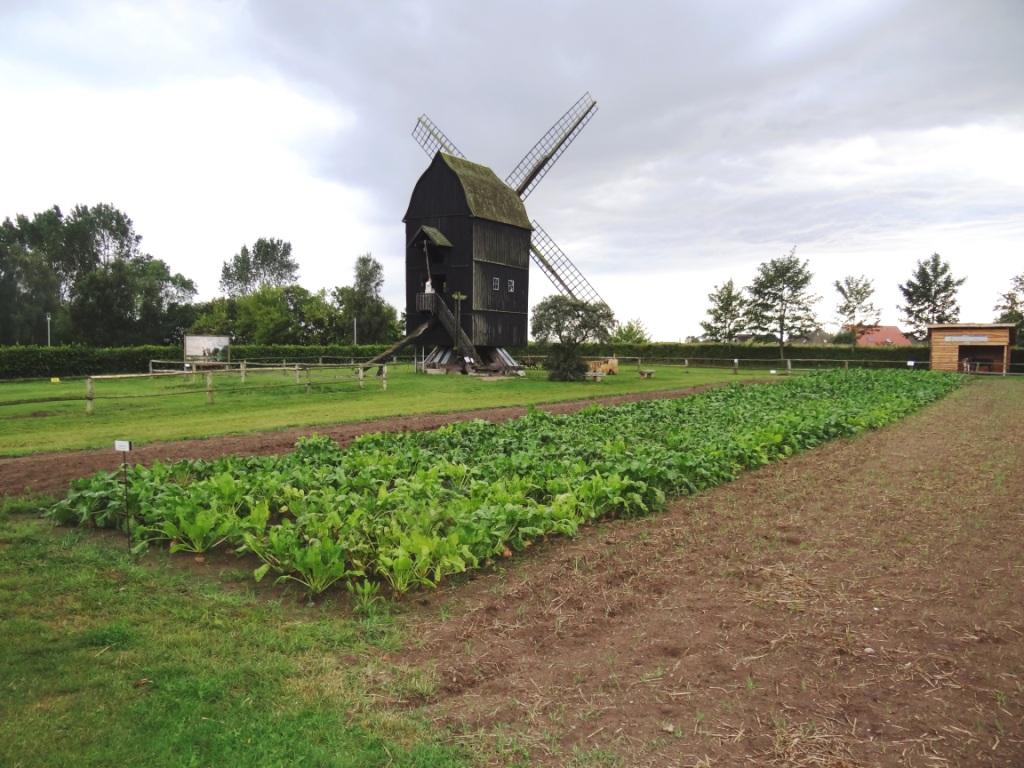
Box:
48, 370, 963, 595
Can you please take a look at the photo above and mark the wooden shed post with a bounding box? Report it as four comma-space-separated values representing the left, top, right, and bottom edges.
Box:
85, 377, 94, 416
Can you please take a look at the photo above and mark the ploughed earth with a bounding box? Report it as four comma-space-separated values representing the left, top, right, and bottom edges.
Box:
377, 378, 1023, 766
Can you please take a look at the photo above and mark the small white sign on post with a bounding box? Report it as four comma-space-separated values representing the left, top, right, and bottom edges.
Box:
114, 439, 133, 452
906, 361, 915, 368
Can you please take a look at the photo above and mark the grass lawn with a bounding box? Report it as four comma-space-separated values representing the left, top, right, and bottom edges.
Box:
0, 364, 759, 456
0, 507, 468, 768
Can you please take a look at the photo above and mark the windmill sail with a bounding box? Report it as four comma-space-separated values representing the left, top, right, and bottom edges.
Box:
411, 114, 465, 159
530, 220, 606, 306
504, 92, 598, 200
410, 106, 607, 307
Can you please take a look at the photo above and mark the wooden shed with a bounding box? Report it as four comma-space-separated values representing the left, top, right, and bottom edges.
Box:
928, 323, 1017, 373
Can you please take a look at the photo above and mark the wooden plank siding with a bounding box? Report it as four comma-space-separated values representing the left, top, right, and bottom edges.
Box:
929, 325, 1014, 373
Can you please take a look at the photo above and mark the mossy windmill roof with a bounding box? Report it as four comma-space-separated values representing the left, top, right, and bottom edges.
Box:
439, 153, 532, 230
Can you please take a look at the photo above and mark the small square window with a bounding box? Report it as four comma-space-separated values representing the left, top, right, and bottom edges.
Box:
492, 276, 500, 291
507, 279, 515, 293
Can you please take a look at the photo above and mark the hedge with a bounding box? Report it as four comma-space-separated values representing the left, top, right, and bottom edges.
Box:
0, 344, 391, 380
3, 342, 1022, 380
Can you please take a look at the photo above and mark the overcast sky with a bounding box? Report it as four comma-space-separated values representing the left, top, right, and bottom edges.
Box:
2, 0, 1022, 340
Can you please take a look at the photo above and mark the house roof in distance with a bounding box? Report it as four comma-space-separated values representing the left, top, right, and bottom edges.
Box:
856, 325, 912, 347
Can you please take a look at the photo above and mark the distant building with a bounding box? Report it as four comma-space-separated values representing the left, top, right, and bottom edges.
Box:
854, 325, 912, 347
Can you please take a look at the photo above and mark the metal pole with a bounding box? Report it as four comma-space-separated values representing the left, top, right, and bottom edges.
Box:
122, 455, 131, 553
46, 312, 51, 347
353, 318, 357, 346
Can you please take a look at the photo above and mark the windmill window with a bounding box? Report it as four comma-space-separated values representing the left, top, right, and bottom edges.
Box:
507, 279, 515, 293
492, 277, 500, 291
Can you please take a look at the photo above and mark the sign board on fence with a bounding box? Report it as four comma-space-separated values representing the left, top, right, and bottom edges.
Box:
184, 334, 231, 361
114, 440, 132, 452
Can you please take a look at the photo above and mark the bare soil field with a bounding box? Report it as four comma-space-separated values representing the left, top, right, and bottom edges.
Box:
385, 378, 1024, 766
0, 383, 733, 498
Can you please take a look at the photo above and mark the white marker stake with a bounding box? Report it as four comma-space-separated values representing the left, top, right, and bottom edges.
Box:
115, 440, 133, 552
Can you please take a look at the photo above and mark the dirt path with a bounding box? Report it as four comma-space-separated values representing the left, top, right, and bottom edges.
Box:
385, 378, 1024, 766
0, 384, 731, 498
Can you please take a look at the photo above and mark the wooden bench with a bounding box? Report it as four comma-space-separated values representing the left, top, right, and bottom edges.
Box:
638, 369, 655, 379
583, 371, 606, 382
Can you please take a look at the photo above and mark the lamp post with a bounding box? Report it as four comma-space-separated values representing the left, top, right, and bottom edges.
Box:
45, 312, 51, 347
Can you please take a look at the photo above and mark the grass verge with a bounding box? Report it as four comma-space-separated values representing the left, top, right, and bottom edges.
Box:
0, 513, 468, 768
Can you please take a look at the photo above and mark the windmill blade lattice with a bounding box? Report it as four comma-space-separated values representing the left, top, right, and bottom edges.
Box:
505, 92, 598, 200
411, 114, 465, 159
529, 220, 606, 306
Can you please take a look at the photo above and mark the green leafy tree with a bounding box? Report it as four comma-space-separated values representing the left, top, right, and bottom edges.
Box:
609, 318, 651, 344
898, 253, 965, 339
994, 272, 1024, 335
834, 275, 880, 348
220, 238, 299, 297
700, 279, 748, 342
230, 286, 343, 345
744, 248, 819, 358
0, 204, 195, 345
331, 254, 400, 344
531, 296, 616, 381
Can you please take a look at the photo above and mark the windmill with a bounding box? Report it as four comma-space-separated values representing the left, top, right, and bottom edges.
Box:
411, 93, 606, 307
359, 93, 606, 374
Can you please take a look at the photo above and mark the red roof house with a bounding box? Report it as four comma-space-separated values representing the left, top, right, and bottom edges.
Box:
855, 325, 912, 347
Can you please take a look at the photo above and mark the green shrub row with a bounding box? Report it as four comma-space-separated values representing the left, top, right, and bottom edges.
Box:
0, 344, 392, 380
4, 341, 1021, 379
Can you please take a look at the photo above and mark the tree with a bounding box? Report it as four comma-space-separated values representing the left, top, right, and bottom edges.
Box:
0, 203, 196, 346
531, 296, 617, 380
898, 253, 965, 339
220, 237, 298, 296
834, 275, 880, 348
994, 272, 1024, 335
331, 254, 401, 344
744, 248, 819, 358
609, 318, 651, 345
700, 279, 748, 342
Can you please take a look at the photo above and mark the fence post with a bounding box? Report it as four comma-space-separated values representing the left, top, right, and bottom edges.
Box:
318, 356, 323, 365
85, 377, 94, 415
305, 367, 311, 394
684, 358, 689, 372
205, 372, 214, 405
732, 358, 739, 375
844, 360, 849, 372
786, 359, 792, 376
282, 359, 287, 376
294, 365, 300, 384
148, 359, 153, 377
358, 366, 365, 389
381, 364, 388, 391
240, 360, 247, 383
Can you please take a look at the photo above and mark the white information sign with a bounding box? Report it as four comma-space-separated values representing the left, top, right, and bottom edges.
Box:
184, 334, 231, 360
944, 334, 989, 343
114, 440, 132, 452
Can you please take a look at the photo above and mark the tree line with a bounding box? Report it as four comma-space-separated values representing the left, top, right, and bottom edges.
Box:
0, 204, 402, 347
700, 249, 1023, 355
